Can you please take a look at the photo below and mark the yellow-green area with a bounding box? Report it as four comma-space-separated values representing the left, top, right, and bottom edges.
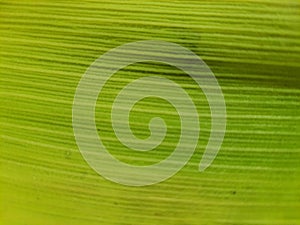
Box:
1, 0, 300, 224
